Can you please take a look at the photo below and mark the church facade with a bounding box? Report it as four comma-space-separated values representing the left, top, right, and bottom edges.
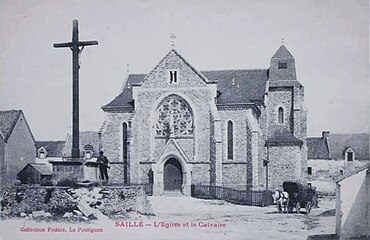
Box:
100, 45, 307, 195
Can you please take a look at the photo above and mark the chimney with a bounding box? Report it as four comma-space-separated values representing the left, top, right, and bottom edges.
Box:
322, 131, 331, 159
322, 131, 330, 140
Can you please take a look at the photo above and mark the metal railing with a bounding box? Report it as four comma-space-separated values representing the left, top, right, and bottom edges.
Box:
191, 185, 273, 206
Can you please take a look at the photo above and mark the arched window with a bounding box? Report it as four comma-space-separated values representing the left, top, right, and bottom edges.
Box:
345, 147, 355, 162
123, 122, 128, 184
123, 123, 128, 160
278, 107, 284, 124
38, 147, 47, 159
156, 96, 193, 137
227, 121, 233, 160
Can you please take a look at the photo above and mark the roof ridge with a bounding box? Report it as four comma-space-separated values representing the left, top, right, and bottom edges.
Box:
142, 49, 209, 84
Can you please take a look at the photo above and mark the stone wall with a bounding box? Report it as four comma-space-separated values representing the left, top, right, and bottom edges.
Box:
222, 164, 247, 190
109, 163, 125, 183
191, 164, 210, 185
268, 145, 301, 190
218, 109, 248, 163
266, 87, 293, 132
1, 185, 153, 219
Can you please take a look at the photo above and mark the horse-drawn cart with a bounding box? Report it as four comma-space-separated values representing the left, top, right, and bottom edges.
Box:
283, 181, 317, 214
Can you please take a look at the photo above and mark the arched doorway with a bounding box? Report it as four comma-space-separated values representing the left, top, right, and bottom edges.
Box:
163, 158, 183, 192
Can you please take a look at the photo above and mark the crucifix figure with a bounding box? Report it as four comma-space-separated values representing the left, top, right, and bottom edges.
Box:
54, 20, 98, 158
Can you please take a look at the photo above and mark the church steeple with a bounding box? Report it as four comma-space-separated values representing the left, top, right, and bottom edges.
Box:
269, 45, 296, 81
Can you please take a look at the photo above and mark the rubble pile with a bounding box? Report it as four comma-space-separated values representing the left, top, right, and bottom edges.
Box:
0, 185, 154, 221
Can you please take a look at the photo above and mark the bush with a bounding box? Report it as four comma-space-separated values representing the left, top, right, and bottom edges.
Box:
56, 178, 78, 188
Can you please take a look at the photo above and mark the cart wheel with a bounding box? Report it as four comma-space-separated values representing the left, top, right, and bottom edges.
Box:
288, 207, 294, 213
306, 202, 312, 214
296, 202, 301, 214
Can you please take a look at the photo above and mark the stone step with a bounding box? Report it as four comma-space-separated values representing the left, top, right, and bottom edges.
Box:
163, 191, 184, 197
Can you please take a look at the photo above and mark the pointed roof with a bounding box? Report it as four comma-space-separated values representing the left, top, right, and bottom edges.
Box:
271, 45, 294, 59
0, 110, 21, 141
0, 110, 35, 142
18, 163, 53, 176
155, 138, 190, 163
266, 125, 303, 146
143, 49, 210, 84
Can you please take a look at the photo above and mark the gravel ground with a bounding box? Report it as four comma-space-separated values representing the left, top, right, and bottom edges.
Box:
0, 195, 336, 240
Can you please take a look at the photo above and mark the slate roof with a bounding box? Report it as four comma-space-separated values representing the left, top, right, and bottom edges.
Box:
62, 131, 100, 157
35, 141, 65, 157
271, 45, 293, 59
336, 163, 370, 183
306, 137, 330, 159
266, 125, 303, 145
18, 163, 53, 176
0, 109, 35, 142
103, 69, 268, 110
328, 134, 369, 160
0, 110, 22, 141
203, 69, 268, 104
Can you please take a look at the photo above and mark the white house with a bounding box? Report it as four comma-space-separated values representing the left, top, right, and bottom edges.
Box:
336, 163, 370, 239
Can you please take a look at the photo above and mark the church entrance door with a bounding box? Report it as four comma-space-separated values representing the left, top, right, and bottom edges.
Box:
163, 158, 183, 192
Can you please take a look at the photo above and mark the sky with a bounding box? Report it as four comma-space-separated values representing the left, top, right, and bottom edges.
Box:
0, 0, 368, 140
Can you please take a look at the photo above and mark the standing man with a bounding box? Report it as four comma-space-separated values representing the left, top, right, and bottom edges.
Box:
97, 151, 110, 181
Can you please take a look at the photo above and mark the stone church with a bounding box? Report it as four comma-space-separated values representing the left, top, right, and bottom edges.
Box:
100, 44, 307, 195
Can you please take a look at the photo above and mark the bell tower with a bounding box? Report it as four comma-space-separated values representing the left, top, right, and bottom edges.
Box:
269, 44, 297, 82
265, 44, 307, 190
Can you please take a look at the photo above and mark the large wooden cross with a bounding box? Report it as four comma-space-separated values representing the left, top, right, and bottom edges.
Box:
54, 20, 98, 158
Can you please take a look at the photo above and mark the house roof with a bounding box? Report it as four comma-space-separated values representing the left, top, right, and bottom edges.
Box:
0, 110, 35, 142
266, 125, 303, 145
18, 163, 53, 176
62, 131, 100, 157
328, 134, 369, 160
0, 110, 22, 141
306, 137, 330, 159
35, 141, 65, 157
271, 45, 294, 59
336, 163, 370, 183
102, 69, 268, 110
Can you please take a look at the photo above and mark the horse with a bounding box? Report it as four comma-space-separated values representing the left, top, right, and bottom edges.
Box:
273, 189, 289, 213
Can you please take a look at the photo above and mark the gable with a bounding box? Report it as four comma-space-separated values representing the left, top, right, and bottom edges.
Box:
0, 110, 21, 142
155, 138, 190, 163
141, 50, 209, 88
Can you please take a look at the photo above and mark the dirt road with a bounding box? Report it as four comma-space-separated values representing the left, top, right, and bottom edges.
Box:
0, 196, 336, 240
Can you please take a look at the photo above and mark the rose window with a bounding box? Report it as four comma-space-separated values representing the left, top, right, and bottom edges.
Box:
156, 97, 193, 137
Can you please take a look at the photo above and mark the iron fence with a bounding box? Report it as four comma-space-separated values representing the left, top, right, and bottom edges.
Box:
191, 185, 273, 206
